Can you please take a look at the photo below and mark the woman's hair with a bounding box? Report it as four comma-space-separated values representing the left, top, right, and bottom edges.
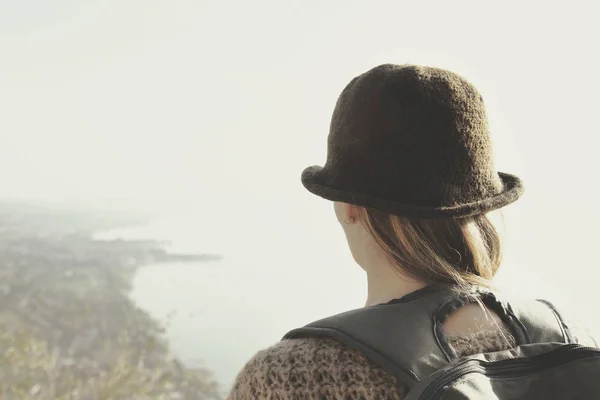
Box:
357, 207, 504, 293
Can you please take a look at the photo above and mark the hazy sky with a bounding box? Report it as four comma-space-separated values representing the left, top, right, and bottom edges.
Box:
1, 1, 599, 284
1, 0, 596, 207
2, 2, 599, 387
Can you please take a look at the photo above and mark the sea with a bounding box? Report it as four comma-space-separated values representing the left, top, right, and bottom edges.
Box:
94, 211, 367, 394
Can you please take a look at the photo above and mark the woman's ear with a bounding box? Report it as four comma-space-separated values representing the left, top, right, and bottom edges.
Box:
339, 202, 359, 225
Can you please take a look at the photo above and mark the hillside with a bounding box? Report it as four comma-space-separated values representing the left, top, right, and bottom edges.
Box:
0, 201, 222, 399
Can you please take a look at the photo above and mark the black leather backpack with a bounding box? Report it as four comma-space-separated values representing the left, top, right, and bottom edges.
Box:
283, 286, 600, 399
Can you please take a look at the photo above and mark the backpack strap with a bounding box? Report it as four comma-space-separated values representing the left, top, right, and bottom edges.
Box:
515, 298, 576, 344
283, 286, 455, 390
282, 286, 571, 391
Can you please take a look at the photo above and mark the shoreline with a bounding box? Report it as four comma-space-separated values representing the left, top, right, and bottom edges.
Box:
0, 202, 224, 399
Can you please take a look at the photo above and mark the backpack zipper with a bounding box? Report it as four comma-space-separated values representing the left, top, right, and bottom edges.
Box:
418, 344, 600, 400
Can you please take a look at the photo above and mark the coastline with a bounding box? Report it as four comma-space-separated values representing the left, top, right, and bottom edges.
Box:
0, 202, 224, 399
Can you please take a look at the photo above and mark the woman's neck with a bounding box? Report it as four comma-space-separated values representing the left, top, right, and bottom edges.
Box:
364, 264, 428, 307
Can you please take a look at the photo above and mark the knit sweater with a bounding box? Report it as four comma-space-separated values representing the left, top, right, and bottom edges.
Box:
227, 321, 597, 400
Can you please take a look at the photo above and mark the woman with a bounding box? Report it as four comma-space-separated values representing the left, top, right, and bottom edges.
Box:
227, 64, 596, 399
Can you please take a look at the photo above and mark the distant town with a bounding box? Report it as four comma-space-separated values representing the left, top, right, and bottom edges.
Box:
0, 201, 223, 399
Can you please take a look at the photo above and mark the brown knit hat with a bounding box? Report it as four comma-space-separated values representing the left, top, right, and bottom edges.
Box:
302, 64, 524, 219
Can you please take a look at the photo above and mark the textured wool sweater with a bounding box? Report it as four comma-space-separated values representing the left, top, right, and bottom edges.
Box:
227, 316, 596, 400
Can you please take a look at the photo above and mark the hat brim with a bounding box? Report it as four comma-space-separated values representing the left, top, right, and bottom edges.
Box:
301, 166, 524, 219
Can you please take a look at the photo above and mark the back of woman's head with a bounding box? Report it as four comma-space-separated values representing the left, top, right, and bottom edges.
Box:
357, 207, 503, 292
302, 64, 522, 295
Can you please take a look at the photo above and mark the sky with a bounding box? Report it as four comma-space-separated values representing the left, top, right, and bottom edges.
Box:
1, 0, 597, 209
1, 0, 598, 266
1, 0, 599, 388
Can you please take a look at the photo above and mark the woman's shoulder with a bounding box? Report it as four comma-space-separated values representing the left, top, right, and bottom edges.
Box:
226, 330, 514, 400
560, 310, 599, 347
227, 336, 403, 400
536, 296, 599, 347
